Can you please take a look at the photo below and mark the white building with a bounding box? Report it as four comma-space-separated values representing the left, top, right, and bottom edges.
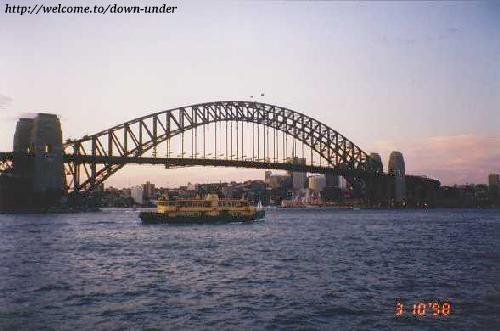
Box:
130, 185, 144, 205
338, 176, 347, 190
309, 174, 326, 193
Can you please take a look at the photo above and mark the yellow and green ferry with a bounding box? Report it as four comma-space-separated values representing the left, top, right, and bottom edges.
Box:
139, 194, 265, 224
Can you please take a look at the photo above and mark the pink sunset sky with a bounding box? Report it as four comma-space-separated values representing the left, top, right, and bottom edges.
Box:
374, 134, 500, 185
0, 1, 498, 187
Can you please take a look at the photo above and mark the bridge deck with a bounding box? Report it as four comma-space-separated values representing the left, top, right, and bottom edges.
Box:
64, 155, 358, 176
0, 152, 439, 186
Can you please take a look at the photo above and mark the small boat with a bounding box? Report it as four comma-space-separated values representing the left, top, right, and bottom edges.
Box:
139, 194, 265, 225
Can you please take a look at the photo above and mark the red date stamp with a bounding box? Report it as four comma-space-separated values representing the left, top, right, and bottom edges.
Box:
395, 301, 452, 317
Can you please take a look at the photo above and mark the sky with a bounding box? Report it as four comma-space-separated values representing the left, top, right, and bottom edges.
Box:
0, 0, 499, 187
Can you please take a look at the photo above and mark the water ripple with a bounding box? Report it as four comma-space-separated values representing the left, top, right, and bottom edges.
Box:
0, 208, 499, 329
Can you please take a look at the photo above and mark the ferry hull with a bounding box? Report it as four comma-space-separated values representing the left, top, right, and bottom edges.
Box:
139, 210, 265, 225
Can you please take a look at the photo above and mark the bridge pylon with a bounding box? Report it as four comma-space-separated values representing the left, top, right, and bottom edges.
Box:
0, 114, 65, 211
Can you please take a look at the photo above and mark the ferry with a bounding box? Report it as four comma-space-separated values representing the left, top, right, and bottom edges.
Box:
139, 194, 265, 225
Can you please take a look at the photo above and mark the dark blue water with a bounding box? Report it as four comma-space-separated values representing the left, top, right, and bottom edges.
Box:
0, 209, 499, 330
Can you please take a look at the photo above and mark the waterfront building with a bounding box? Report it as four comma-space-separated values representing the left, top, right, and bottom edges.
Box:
488, 174, 499, 187
186, 182, 196, 191
309, 174, 326, 193
388, 151, 406, 203
264, 171, 272, 184
369, 152, 383, 173
325, 173, 339, 187
142, 181, 155, 199
488, 174, 500, 206
131, 185, 144, 205
267, 173, 289, 189
338, 176, 347, 190
287, 157, 307, 191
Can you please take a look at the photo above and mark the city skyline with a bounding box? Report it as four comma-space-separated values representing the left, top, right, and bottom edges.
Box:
1, 1, 498, 186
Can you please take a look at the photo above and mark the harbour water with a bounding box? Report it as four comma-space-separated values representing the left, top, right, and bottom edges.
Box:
0, 209, 499, 330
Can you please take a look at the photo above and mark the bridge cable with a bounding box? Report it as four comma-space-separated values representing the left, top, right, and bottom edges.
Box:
257, 120, 259, 161
236, 118, 239, 160
252, 121, 255, 161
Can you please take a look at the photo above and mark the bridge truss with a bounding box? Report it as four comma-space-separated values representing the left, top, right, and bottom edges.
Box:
64, 101, 381, 193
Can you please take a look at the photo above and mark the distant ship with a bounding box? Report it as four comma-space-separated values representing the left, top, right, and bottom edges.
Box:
139, 194, 265, 225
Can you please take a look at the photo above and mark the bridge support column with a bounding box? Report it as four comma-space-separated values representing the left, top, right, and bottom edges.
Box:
1, 114, 64, 211
31, 113, 65, 208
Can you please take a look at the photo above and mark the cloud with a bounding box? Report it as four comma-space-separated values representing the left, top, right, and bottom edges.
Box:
0, 93, 12, 110
372, 134, 500, 185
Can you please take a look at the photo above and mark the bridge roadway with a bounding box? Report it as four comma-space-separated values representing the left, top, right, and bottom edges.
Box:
0, 152, 370, 177
65, 154, 367, 177
1, 151, 436, 184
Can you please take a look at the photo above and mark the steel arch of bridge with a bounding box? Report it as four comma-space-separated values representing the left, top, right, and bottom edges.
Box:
64, 101, 379, 193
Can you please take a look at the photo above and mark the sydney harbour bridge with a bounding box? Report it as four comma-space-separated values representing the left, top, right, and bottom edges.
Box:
0, 100, 439, 211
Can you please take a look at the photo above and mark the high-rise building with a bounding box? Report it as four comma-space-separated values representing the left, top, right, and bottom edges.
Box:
309, 174, 326, 193
388, 151, 405, 176
369, 152, 383, 173
388, 151, 406, 203
287, 157, 307, 191
131, 185, 144, 204
488, 174, 499, 187
142, 181, 155, 199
